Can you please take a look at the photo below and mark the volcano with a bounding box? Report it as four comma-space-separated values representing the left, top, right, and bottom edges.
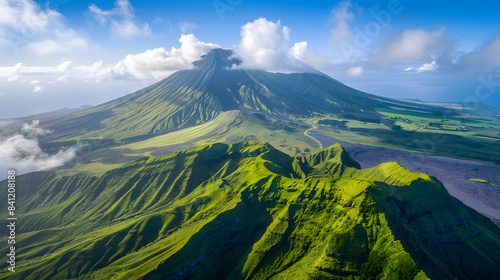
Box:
33, 48, 428, 142
1, 48, 500, 280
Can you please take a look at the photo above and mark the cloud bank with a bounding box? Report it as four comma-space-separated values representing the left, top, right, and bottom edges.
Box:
1, 16, 326, 85
373, 27, 448, 67
0, 120, 77, 180
111, 34, 220, 80
0, 34, 220, 83
460, 32, 500, 71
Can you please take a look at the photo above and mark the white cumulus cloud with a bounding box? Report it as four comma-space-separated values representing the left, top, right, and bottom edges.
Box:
0, 34, 220, 83
416, 60, 438, 72
460, 32, 500, 71
346, 66, 364, 77
107, 34, 220, 80
21, 120, 51, 137
236, 18, 316, 73
33, 85, 44, 92
331, 0, 355, 21
178, 21, 198, 33
374, 27, 447, 66
290, 41, 326, 69
0, 120, 77, 179
0, 0, 88, 54
0, 61, 74, 80
329, 1, 363, 62
88, 0, 151, 38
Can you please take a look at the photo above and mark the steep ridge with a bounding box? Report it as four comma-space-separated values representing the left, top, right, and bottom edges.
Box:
1, 142, 499, 280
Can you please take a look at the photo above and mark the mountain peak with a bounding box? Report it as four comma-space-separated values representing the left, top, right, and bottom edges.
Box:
193, 48, 241, 70
37, 46, 383, 141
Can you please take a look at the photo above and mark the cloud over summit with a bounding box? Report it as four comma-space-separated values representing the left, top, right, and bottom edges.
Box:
235, 18, 321, 73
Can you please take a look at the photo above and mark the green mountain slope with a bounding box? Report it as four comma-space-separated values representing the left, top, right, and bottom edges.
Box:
4, 47, 481, 174
1, 141, 499, 280
32, 49, 421, 143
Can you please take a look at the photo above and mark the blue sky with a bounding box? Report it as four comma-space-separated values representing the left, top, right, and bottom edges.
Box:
0, 0, 499, 118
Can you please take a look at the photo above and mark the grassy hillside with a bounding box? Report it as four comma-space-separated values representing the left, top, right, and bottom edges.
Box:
1, 141, 499, 280
4, 48, 495, 168
43, 110, 320, 179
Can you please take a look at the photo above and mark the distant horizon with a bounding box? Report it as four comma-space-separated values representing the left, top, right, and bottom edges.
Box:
3, 65, 498, 120
1, 0, 499, 118
2, 57, 499, 119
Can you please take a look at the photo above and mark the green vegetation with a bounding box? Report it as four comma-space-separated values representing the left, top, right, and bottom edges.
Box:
7, 48, 496, 167
25, 49, 379, 144
1, 141, 499, 280
116, 110, 319, 157
306, 104, 500, 164
1, 49, 499, 279
470, 178, 496, 186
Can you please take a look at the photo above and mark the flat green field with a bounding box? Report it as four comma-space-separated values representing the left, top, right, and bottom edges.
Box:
300, 105, 500, 164
378, 107, 500, 140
